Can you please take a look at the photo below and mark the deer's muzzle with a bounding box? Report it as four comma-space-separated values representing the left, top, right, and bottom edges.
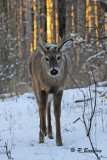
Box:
50, 68, 58, 76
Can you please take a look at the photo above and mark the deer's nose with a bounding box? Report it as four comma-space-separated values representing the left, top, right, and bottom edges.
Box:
50, 68, 58, 76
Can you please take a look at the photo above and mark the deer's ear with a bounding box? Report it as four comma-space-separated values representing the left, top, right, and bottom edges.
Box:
58, 39, 74, 53
39, 40, 47, 55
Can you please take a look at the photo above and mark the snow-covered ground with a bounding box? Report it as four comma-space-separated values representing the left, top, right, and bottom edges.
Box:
0, 85, 107, 160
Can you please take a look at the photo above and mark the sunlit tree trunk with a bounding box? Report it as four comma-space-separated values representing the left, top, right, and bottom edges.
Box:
40, 0, 47, 42
26, 0, 32, 55
53, 0, 56, 43
89, 0, 96, 39
36, 0, 40, 45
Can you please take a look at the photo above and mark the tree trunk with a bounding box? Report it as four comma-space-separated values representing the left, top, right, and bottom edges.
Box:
77, 0, 86, 38
58, 0, 66, 38
26, 0, 32, 55
66, 0, 72, 35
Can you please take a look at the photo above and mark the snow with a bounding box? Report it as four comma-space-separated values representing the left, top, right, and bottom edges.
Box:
97, 81, 107, 87
86, 50, 105, 62
0, 86, 107, 160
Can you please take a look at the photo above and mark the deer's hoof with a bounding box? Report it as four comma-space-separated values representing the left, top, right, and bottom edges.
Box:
56, 138, 63, 146
56, 141, 63, 146
39, 132, 45, 143
48, 133, 53, 139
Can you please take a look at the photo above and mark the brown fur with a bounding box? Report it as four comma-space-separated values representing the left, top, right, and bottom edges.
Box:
28, 40, 72, 146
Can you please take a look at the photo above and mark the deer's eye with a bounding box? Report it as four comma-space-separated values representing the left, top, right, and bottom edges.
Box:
57, 56, 61, 61
45, 57, 49, 62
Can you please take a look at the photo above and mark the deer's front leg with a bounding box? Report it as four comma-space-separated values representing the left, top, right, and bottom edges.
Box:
53, 91, 63, 146
47, 102, 53, 139
39, 90, 48, 143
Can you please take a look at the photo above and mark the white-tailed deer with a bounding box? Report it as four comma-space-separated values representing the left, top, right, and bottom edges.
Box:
28, 38, 73, 146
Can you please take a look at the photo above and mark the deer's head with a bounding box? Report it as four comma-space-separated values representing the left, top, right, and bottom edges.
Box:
39, 39, 73, 77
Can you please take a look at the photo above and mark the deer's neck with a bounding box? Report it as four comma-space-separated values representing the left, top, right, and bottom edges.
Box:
41, 63, 67, 92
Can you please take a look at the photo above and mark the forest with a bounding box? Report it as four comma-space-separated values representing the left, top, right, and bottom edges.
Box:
0, 0, 106, 95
